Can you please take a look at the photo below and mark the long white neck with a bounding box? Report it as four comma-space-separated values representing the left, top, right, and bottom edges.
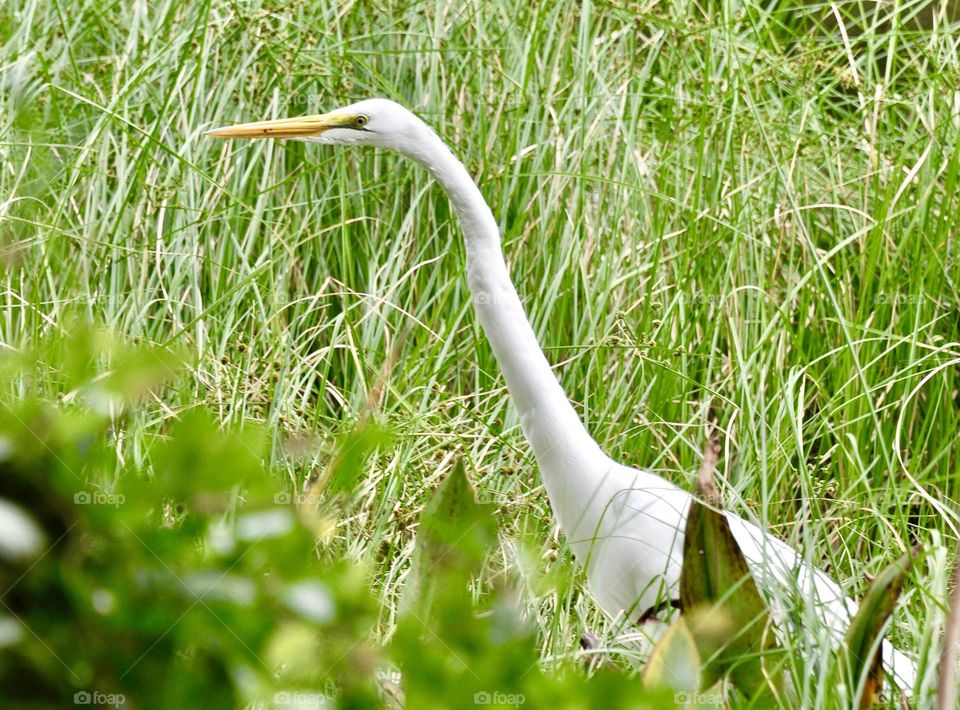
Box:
401, 127, 611, 502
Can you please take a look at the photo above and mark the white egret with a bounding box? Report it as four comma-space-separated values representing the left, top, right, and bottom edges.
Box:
208, 99, 916, 688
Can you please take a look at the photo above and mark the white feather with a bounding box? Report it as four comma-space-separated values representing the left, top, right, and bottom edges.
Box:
256, 97, 917, 691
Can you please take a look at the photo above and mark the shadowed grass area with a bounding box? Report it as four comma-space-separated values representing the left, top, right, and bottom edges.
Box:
2, 0, 958, 705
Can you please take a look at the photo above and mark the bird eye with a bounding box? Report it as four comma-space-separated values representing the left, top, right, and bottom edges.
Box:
354, 115, 368, 128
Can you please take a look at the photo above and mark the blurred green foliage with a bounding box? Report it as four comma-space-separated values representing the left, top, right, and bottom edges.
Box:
0, 329, 681, 708
0, 328, 382, 708
0, 327, 917, 708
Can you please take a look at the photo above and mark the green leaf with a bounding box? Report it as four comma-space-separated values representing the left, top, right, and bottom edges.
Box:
407, 459, 497, 597
142, 408, 273, 509
643, 618, 701, 694
680, 441, 783, 700
842, 548, 915, 707
399, 458, 498, 628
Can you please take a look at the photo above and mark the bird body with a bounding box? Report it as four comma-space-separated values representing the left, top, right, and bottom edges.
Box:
208, 98, 916, 689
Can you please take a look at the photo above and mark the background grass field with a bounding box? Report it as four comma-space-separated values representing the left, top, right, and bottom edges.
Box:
2, 0, 959, 705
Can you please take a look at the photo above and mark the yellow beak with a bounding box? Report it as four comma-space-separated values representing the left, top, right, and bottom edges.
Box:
206, 112, 356, 139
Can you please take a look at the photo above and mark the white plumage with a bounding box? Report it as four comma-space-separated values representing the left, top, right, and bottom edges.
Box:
209, 98, 916, 690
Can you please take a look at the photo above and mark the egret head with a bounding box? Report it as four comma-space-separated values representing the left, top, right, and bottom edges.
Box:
207, 98, 433, 157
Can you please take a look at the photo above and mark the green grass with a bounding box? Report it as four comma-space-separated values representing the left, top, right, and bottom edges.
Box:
2, 0, 959, 705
